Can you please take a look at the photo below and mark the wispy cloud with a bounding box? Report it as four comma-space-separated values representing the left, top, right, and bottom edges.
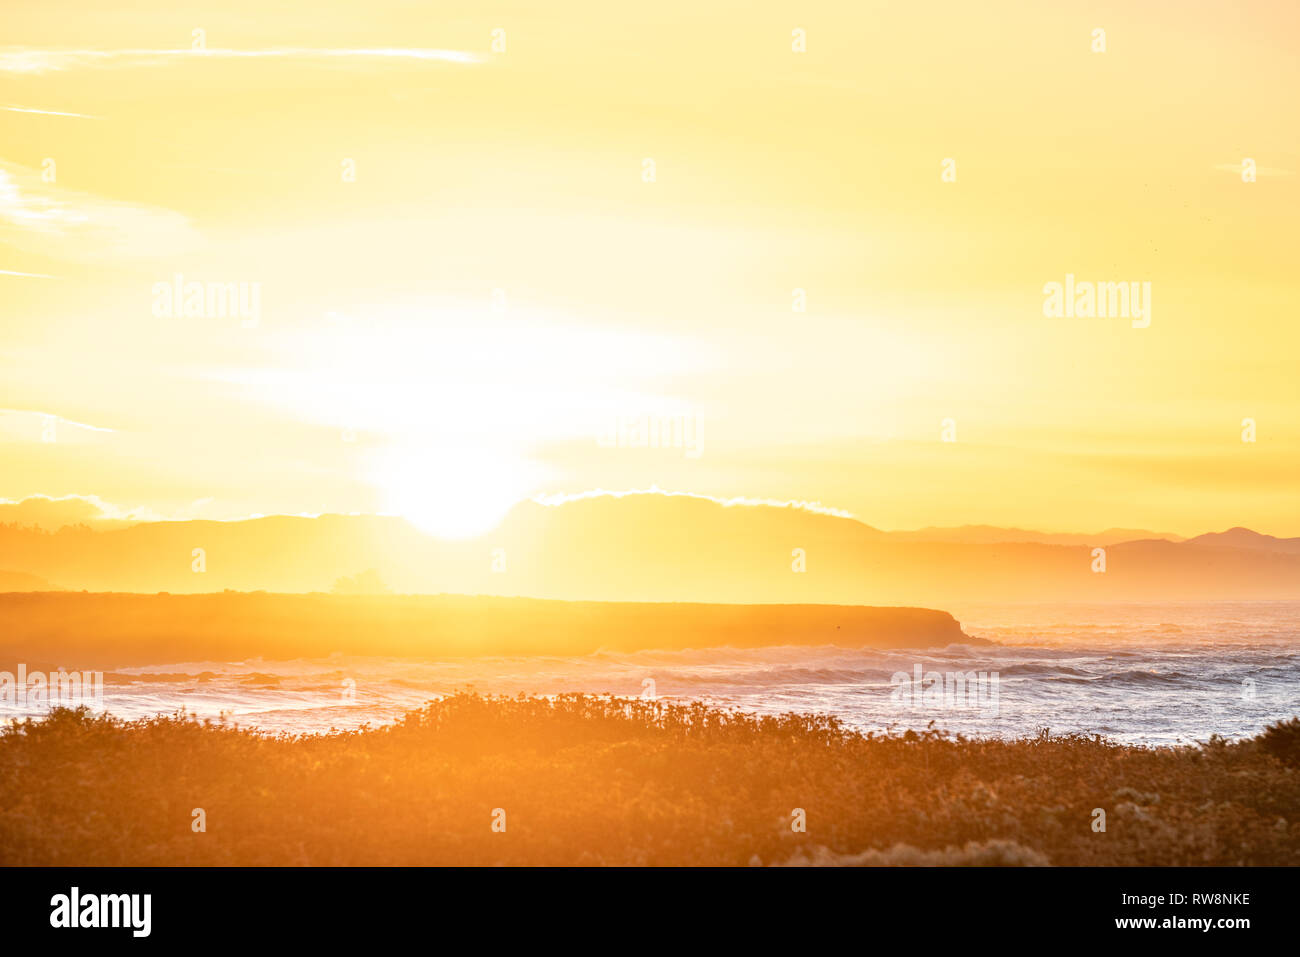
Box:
0, 161, 200, 261
0, 409, 115, 446
532, 487, 857, 519
3, 105, 100, 119
0, 268, 57, 278
0, 47, 481, 74
0, 409, 114, 432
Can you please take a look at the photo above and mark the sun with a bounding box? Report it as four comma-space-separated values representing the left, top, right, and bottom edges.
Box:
370, 445, 542, 540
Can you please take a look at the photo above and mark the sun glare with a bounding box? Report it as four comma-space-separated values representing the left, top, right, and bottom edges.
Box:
371, 446, 541, 540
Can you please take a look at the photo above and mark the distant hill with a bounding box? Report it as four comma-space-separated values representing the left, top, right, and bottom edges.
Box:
1184, 527, 1300, 555
884, 525, 1184, 546
0, 569, 57, 591
0, 496, 1296, 603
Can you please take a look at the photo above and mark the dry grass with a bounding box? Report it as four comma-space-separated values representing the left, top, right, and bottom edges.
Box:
1, 694, 1296, 866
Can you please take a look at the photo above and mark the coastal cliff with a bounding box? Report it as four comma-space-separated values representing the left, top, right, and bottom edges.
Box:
0, 592, 981, 669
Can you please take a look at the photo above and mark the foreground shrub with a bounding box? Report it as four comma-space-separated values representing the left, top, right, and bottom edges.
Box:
0, 696, 1296, 866
1257, 717, 1300, 769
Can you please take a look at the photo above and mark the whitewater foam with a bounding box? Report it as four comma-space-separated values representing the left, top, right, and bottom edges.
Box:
3, 602, 1295, 745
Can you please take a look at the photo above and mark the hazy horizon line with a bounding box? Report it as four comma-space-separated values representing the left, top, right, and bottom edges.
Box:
0, 489, 1289, 542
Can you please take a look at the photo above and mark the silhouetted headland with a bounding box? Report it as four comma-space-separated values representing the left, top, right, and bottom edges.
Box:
0, 592, 982, 670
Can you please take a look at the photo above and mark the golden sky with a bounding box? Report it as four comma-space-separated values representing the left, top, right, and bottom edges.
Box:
2, 0, 1297, 538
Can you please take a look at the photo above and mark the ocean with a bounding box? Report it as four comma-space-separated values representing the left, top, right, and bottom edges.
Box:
8, 601, 1297, 745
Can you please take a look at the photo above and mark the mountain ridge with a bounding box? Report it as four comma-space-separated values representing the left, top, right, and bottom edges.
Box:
2, 494, 1297, 603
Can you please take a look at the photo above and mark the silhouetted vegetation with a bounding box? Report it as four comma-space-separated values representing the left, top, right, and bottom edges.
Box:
1258, 717, 1300, 769
1, 696, 1296, 865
